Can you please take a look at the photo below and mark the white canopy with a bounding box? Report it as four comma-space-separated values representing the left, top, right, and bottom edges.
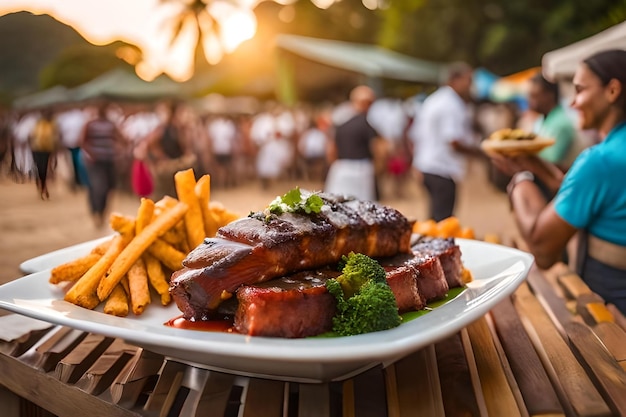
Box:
542, 21, 626, 80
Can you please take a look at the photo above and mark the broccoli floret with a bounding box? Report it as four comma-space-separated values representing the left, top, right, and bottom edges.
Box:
326, 253, 401, 336
336, 252, 387, 298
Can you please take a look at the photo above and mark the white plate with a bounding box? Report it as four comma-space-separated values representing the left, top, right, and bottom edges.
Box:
0, 239, 533, 383
19, 235, 113, 275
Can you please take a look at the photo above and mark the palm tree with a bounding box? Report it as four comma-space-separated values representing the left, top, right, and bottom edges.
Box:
160, 0, 228, 68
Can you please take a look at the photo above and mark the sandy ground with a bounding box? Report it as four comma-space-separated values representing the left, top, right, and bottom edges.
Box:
0, 157, 517, 288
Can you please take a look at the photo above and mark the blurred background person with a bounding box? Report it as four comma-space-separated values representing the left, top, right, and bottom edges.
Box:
11, 110, 38, 183
79, 102, 127, 227
56, 104, 88, 190
528, 73, 577, 173
297, 116, 329, 182
412, 62, 478, 221
29, 108, 60, 200
206, 114, 237, 188
143, 101, 195, 199
492, 49, 626, 313
324, 85, 379, 201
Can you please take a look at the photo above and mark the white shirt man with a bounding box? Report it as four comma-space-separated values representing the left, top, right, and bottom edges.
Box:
412, 62, 476, 221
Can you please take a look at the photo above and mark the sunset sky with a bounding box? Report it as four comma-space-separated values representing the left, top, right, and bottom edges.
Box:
0, 0, 257, 80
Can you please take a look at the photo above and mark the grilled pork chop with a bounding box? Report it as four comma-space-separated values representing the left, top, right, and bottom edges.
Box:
170, 193, 413, 320
233, 243, 460, 337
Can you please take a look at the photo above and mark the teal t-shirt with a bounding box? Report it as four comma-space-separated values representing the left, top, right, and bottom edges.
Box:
554, 122, 626, 245
536, 105, 576, 164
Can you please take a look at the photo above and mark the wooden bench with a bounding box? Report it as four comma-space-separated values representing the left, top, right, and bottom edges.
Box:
1, 263, 625, 417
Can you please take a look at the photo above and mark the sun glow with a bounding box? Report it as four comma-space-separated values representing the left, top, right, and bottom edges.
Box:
0, 0, 377, 81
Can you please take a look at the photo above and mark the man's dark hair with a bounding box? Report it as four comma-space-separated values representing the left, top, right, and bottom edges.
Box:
531, 72, 559, 103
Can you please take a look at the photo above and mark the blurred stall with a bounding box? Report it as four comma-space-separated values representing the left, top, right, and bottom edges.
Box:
70, 68, 184, 102
12, 85, 74, 110
542, 21, 626, 81
274, 34, 443, 103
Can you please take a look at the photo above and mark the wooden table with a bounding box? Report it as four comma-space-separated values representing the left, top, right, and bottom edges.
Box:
1, 264, 626, 417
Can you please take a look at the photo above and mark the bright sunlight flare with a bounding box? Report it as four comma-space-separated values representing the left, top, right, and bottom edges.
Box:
1, 0, 381, 81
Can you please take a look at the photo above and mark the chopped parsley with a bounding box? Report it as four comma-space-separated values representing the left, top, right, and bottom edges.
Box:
267, 187, 324, 215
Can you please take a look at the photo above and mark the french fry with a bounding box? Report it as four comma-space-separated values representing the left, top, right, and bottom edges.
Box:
207, 202, 239, 230
103, 283, 129, 317
144, 253, 171, 305
154, 195, 179, 213
97, 201, 188, 301
195, 174, 217, 237
49, 252, 101, 284
91, 239, 112, 256
110, 213, 136, 235
127, 257, 151, 315
175, 169, 205, 250
147, 238, 186, 272
120, 275, 130, 297
65, 233, 133, 309
135, 197, 155, 234
161, 221, 185, 245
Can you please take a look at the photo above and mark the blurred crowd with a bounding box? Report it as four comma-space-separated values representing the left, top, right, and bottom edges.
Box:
0, 96, 419, 200
0, 71, 593, 210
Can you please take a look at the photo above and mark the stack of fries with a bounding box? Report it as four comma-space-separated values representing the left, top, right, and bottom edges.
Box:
49, 169, 240, 317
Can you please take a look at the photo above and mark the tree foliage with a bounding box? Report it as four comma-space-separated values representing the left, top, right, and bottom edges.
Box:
375, 0, 624, 75
39, 42, 135, 89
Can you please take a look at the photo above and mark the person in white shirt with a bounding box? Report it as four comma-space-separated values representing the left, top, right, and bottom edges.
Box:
412, 62, 477, 221
56, 106, 88, 189
207, 115, 237, 188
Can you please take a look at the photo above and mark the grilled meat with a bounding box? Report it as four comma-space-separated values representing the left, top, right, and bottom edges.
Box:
411, 236, 464, 288
234, 269, 340, 338
233, 245, 457, 337
170, 193, 413, 320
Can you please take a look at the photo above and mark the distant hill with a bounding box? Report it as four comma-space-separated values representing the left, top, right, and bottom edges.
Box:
0, 11, 132, 99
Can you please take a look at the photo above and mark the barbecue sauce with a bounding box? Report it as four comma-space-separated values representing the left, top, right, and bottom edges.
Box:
165, 315, 236, 333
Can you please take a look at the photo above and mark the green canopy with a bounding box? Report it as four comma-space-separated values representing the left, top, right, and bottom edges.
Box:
275, 35, 442, 84
70, 68, 183, 102
12, 85, 73, 110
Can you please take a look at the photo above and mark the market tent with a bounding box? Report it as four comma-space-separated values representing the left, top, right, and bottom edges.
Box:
70, 68, 184, 102
542, 21, 626, 80
489, 67, 540, 102
12, 85, 74, 110
275, 34, 443, 84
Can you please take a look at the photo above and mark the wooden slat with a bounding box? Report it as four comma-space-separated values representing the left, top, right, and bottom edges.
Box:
0, 326, 54, 358
110, 348, 164, 407
0, 385, 20, 417
576, 294, 615, 326
55, 333, 114, 383
465, 317, 523, 417
242, 378, 284, 417
459, 329, 489, 417
558, 272, 592, 299
434, 332, 484, 417
565, 322, 626, 416
186, 370, 237, 417
0, 352, 141, 417
177, 366, 211, 417
592, 322, 626, 371
386, 346, 444, 417
607, 304, 626, 332
345, 366, 386, 417
298, 383, 331, 417
143, 360, 187, 414
18, 326, 87, 372
513, 283, 611, 417
74, 339, 138, 395
489, 297, 564, 416
525, 266, 573, 337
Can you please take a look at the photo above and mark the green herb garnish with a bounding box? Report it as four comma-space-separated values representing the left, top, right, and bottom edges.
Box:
267, 187, 324, 215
